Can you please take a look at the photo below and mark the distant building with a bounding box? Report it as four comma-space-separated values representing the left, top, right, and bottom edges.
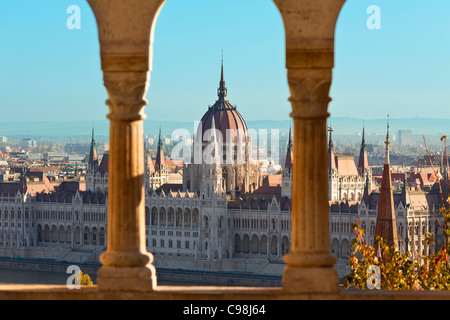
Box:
397, 129, 412, 147
0, 63, 292, 276
328, 127, 372, 202
329, 124, 447, 265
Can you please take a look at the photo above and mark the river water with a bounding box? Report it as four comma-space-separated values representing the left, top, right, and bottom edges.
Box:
0, 268, 201, 286
0, 268, 72, 285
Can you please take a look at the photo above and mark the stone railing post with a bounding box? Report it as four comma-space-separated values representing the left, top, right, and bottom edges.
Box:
87, 0, 166, 291
273, 0, 346, 294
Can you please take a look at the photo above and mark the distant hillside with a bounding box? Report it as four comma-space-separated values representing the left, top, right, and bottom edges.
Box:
0, 117, 448, 140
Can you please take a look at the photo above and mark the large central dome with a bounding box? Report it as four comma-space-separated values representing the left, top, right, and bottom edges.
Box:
198, 62, 248, 144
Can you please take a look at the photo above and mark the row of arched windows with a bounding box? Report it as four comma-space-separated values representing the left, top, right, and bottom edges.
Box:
34, 209, 106, 222
330, 221, 353, 234
0, 208, 29, 220
36, 224, 105, 246
146, 206, 200, 228
234, 234, 289, 256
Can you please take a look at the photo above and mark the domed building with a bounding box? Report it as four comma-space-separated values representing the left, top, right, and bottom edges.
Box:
183, 61, 262, 199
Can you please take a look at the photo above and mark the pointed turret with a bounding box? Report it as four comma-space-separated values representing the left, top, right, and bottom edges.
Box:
285, 127, 293, 170
88, 126, 98, 168
358, 125, 369, 175
374, 116, 398, 249
155, 127, 165, 171
327, 126, 336, 173
361, 173, 370, 205
217, 53, 227, 101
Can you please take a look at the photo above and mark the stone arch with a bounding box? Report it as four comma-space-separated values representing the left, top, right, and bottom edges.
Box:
151, 207, 158, 226
66, 226, 72, 244
74, 226, 81, 245
242, 234, 250, 254
83, 227, 90, 245
37, 225, 43, 243
51, 225, 57, 243
184, 208, 191, 227
192, 208, 199, 227
331, 238, 340, 257
234, 234, 241, 253
58, 226, 65, 243
145, 206, 150, 226
175, 207, 182, 227
82, 0, 348, 293
341, 238, 350, 258
281, 236, 289, 255
159, 207, 166, 227
270, 235, 278, 255
167, 207, 174, 226
251, 234, 259, 254
92, 227, 98, 246
99, 227, 106, 246
260, 235, 268, 255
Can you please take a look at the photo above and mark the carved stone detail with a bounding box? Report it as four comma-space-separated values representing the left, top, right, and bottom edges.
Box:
103, 71, 149, 121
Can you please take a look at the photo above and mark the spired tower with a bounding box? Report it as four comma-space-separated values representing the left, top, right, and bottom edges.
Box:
357, 125, 372, 193
327, 125, 370, 202
146, 128, 169, 189
183, 59, 262, 199
374, 117, 399, 249
281, 127, 293, 199
86, 127, 109, 193
327, 127, 339, 201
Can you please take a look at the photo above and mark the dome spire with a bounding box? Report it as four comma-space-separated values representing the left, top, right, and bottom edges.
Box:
218, 51, 227, 101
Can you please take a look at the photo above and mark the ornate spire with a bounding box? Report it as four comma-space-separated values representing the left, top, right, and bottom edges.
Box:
327, 125, 336, 173
155, 127, 165, 171
385, 115, 390, 165
285, 127, 293, 170
88, 125, 98, 168
358, 123, 369, 175
217, 53, 227, 101
374, 115, 398, 249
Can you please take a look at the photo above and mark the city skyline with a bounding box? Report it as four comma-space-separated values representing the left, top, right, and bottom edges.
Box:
1, 0, 450, 124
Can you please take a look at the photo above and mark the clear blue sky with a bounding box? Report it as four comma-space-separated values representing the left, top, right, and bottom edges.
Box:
0, 0, 450, 123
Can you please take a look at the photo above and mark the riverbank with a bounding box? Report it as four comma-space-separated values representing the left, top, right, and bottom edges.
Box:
0, 257, 282, 287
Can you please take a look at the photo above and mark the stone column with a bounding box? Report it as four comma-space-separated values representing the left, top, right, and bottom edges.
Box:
272, 0, 346, 294
97, 65, 157, 291
87, 0, 166, 291
281, 55, 339, 295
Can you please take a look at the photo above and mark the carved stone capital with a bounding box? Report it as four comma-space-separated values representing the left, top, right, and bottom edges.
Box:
287, 70, 332, 119
104, 71, 149, 121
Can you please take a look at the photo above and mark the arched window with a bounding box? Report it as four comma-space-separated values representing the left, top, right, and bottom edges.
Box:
241, 234, 250, 254
99, 228, 105, 246
167, 207, 174, 226
145, 206, 150, 226
192, 208, 199, 227
251, 234, 259, 254
159, 207, 166, 227
176, 207, 182, 227
184, 208, 191, 227
151, 207, 158, 226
